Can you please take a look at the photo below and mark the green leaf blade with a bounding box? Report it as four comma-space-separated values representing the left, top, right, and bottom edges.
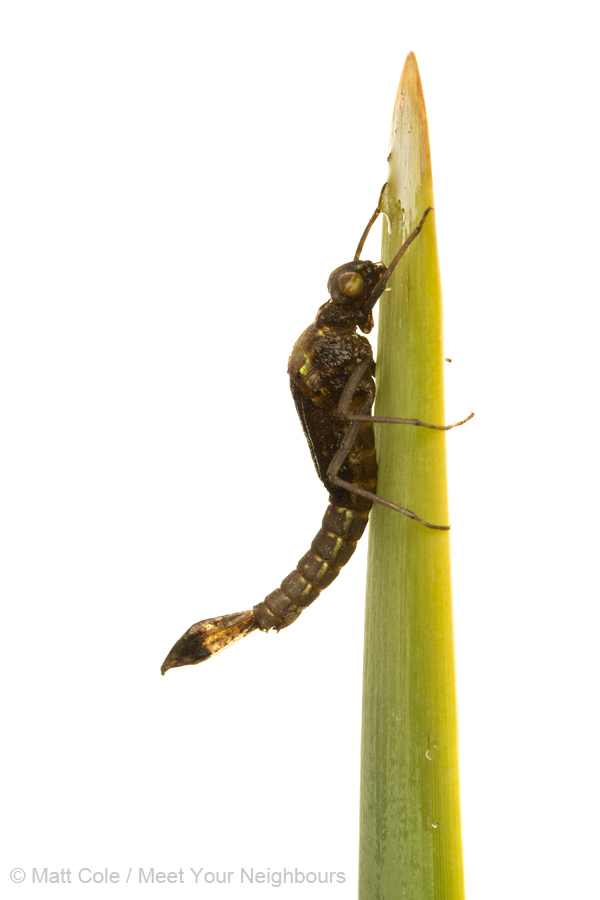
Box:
358, 52, 465, 900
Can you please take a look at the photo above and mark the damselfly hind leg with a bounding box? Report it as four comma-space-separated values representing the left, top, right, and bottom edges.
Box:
327, 358, 474, 530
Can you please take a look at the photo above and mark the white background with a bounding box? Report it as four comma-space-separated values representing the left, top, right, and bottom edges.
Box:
2, 1, 598, 898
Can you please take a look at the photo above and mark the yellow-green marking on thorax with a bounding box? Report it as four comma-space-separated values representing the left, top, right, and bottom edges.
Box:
299, 351, 311, 376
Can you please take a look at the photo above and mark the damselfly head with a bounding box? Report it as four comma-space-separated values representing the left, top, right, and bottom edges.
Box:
327, 260, 386, 308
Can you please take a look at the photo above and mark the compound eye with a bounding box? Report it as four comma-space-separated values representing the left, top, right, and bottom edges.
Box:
338, 271, 365, 300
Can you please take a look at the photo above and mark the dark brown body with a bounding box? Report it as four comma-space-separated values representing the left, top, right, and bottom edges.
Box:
161, 257, 387, 672
160, 198, 440, 673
